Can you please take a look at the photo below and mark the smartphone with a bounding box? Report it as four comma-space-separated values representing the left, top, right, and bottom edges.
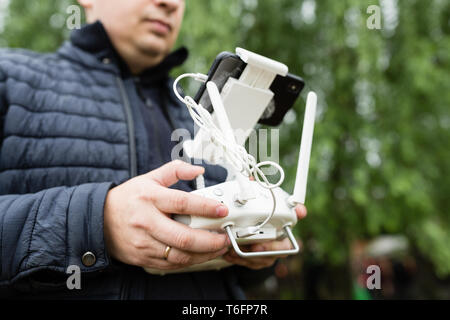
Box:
194, 51, 305, 126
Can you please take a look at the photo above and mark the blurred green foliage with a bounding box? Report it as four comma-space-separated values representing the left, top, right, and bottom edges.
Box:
1, 0, 449, 297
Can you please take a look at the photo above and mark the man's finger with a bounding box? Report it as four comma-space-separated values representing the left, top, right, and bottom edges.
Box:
166, 247, 229, 266
227, 238, 292, 259
295, 204, 307, 219
147, 160, 204, 187
223, 254, 276, 270
151, 186, 228, 217
252, 238, 292, 254
142, 246, 229, 270
223, 241, 286, 268
150, 212, 230, 253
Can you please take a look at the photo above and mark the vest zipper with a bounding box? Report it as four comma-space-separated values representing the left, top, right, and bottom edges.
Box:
160, 90, 177, 131
134, 79, 165, 165
116, 76, 137, 300
145, 97, 164, 164
116, 77, 138, 178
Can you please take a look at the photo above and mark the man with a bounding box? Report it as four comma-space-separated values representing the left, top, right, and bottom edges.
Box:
0, 0, 307, 299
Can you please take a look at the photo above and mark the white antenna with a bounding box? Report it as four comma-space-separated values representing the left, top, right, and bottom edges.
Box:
288, 91, 317, 206
206, 81, 235, 143
206, 81, 256, 202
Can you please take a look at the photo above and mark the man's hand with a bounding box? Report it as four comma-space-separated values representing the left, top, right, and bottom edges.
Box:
222, 204, 307, 270
103, 160, 230, 271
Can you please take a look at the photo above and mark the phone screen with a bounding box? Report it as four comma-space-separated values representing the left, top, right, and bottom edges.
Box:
194, 52, 305, 126
194, 53, 245, 112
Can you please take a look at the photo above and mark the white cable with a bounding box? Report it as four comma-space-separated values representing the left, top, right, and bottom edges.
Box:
196, 174, 205, 189
173, 73, 285, 232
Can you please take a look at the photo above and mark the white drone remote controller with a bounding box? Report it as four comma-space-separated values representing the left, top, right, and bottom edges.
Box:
144, 48, 317, 275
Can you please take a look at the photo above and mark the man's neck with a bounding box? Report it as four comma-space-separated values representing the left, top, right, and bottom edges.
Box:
113, 43, 165, 75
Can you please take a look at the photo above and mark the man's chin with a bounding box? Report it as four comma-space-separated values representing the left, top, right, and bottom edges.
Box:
136, 36, 170, 58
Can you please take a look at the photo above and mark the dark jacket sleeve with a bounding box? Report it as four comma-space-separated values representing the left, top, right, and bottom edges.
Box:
0, 70, 113, 289
0, 66, 5, 144
0, 182, 113, 288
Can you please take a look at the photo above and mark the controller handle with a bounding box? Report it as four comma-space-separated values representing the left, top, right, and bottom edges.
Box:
224, 225, 299, 257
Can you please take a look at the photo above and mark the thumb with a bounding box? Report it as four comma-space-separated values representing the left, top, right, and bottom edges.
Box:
146, 160, 205, 187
